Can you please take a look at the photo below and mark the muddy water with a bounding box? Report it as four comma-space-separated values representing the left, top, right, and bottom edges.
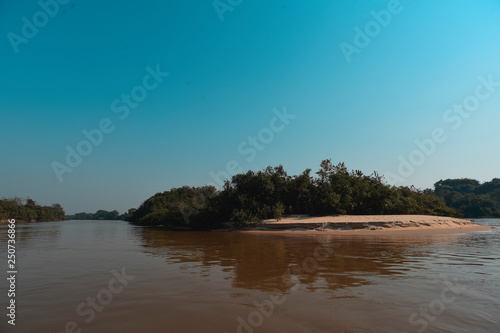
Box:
0, 220, 499, 333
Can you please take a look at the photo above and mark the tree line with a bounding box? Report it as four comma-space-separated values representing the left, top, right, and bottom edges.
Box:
433, 178, 500, 218
0, 197, 66, 222
68, 210, 130, 220
0, 197, 132, 223
4, 166, 496, 226
127, 159, 458, 229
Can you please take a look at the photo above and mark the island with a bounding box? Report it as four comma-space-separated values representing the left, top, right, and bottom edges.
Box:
126, 159, 491, 234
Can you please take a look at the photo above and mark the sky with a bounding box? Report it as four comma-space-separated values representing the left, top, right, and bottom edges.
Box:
1, 0, 499, 214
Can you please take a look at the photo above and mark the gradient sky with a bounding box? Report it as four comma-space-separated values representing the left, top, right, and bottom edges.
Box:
1, 0, 500, 214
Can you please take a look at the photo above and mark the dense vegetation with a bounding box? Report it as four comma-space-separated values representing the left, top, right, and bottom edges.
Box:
0, 197, 66, 222
128, 160, 458, 229
433, 178, 500, 218
68, 210, 129, 221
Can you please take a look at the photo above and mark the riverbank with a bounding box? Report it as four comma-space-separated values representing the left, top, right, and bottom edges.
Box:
0, 219, 66, 225
230, 215, 490, 235
0, 219, 21, 225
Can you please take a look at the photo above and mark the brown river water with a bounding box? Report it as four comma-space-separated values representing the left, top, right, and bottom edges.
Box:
0, 219, 499, 333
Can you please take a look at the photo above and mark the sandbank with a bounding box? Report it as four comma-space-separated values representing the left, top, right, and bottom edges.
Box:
232, 215, 490, 236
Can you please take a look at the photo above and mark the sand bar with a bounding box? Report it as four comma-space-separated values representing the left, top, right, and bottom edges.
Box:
234, 215, 491, 235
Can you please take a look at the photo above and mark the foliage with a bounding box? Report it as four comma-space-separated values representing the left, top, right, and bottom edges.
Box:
0, 197, 66, 222
433, 178, 500, 217
127, 186, 218, 228
128, 159, 459, 229
68, 209, 126, 220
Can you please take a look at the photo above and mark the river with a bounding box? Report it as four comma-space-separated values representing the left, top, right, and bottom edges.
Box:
0, 219, 499, 333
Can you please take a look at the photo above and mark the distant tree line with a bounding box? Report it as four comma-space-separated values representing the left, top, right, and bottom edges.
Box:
0, 197, 66, 222
68, 210, 129, 221
433, 178, 500, 218
127, 159, 458, 229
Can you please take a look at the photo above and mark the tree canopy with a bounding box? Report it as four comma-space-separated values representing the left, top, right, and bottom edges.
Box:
0, 197, 66, 222
433, 178, 500, 217
68, 210, 128, 221
127, 160, 458, 229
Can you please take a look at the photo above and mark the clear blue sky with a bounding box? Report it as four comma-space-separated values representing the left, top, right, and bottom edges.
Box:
1, 0, 499, 214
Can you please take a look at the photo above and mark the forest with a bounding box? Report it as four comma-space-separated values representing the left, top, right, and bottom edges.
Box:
68, 210, 129, 221
127, 159, 458, 229
433, 178, 500, 218
0, 197, 66, 222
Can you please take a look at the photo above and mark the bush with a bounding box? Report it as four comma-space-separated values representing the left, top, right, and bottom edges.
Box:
273, 202, 285, 221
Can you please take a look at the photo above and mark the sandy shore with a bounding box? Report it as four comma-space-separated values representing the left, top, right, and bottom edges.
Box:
237, 215, 490, 235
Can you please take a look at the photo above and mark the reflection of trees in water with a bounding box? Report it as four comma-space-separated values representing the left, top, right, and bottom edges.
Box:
135, 228, 442, 293
0, 222, 61, 249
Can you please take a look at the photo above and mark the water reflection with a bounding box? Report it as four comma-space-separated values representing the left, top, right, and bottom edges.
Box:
134, 228, 463, 294
0, 221, 61, 249
0, 221, 497, 333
